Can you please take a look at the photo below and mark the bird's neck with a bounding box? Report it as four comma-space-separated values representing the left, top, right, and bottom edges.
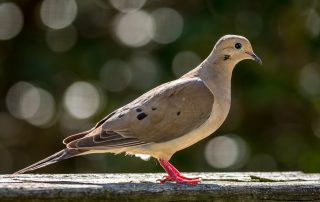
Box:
198, 51, 236, 98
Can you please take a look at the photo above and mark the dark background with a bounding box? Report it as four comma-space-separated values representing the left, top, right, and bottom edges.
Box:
1, 0, 320, 174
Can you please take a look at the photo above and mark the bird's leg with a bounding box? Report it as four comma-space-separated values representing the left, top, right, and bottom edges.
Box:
162, 160, 200, 181
158, 159, 200, 184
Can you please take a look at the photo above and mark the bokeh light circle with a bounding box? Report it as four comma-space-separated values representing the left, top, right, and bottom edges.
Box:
6, 82, 37, 119
5, 82, 56, 127
299, 63, 320, 96
114, 11, 155, 47
306, 9, 320, 38
151, 8, 184, 44
40, 0, 78, 29
204, 134, 249, 169
63, 81, 102, 119
0, 2, 23, 40
26, 88, 56, 127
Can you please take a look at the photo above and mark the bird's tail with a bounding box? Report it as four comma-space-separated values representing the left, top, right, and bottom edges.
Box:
13, 148, 85, 174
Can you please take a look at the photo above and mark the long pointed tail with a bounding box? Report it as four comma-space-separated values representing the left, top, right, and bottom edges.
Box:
13, 148, 84, 174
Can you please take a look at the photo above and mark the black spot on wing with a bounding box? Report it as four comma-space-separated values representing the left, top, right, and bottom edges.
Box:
137, 113, 148, 120
151, 107, 157, 110
136, 108, 142, 112
177, 111, 181, 116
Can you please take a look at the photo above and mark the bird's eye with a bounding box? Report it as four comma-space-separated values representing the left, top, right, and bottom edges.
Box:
235, 43, 242, 49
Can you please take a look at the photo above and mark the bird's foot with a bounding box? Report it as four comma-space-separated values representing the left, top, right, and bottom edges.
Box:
158, 175, 200, 184
158, 159, 201, 184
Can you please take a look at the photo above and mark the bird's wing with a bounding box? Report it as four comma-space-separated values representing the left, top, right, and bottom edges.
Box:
66, 77, 214, 149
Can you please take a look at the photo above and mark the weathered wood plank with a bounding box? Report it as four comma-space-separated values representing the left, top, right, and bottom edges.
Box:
1, 172, 320, 202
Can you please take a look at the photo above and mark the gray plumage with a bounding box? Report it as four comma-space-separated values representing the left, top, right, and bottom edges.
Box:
66, 77, 213, 149
14, 35, 261, 175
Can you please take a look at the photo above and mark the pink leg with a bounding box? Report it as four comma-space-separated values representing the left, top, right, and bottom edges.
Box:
158, 159, 201, 184
162, 161, 200, 181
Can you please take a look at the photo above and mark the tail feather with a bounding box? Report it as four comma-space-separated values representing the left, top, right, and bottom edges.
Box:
13, 149, 84, 174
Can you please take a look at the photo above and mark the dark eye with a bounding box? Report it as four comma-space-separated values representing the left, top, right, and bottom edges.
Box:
235, 43, 242, 49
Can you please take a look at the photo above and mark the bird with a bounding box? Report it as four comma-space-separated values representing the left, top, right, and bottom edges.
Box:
14, 35, 262, 184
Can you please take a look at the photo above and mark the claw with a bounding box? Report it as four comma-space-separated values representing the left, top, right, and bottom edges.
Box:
158, 175, 201, 184
158, 175, 173, 184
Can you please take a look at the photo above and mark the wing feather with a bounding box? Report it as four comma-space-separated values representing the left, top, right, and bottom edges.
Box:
66, 77, 213, 150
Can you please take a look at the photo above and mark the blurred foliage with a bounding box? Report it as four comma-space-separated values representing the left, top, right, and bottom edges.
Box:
1, 0, 320, 174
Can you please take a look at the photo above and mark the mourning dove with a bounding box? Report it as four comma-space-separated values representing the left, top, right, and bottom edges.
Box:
14, 35, 261, 184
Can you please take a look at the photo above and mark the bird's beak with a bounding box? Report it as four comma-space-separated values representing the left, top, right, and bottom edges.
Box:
245, 51, 262, 65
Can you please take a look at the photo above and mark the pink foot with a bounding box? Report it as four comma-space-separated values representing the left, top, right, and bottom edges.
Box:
159, 175, 200, 184
158, 159, 201, 185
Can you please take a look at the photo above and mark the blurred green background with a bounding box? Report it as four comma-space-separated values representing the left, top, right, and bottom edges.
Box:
1, 0, 320, 174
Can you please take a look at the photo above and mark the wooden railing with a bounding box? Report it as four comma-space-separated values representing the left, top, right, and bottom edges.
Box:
1, 172, 320, 201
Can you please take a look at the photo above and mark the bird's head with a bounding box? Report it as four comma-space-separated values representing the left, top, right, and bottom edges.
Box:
213, 35, 262, 65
